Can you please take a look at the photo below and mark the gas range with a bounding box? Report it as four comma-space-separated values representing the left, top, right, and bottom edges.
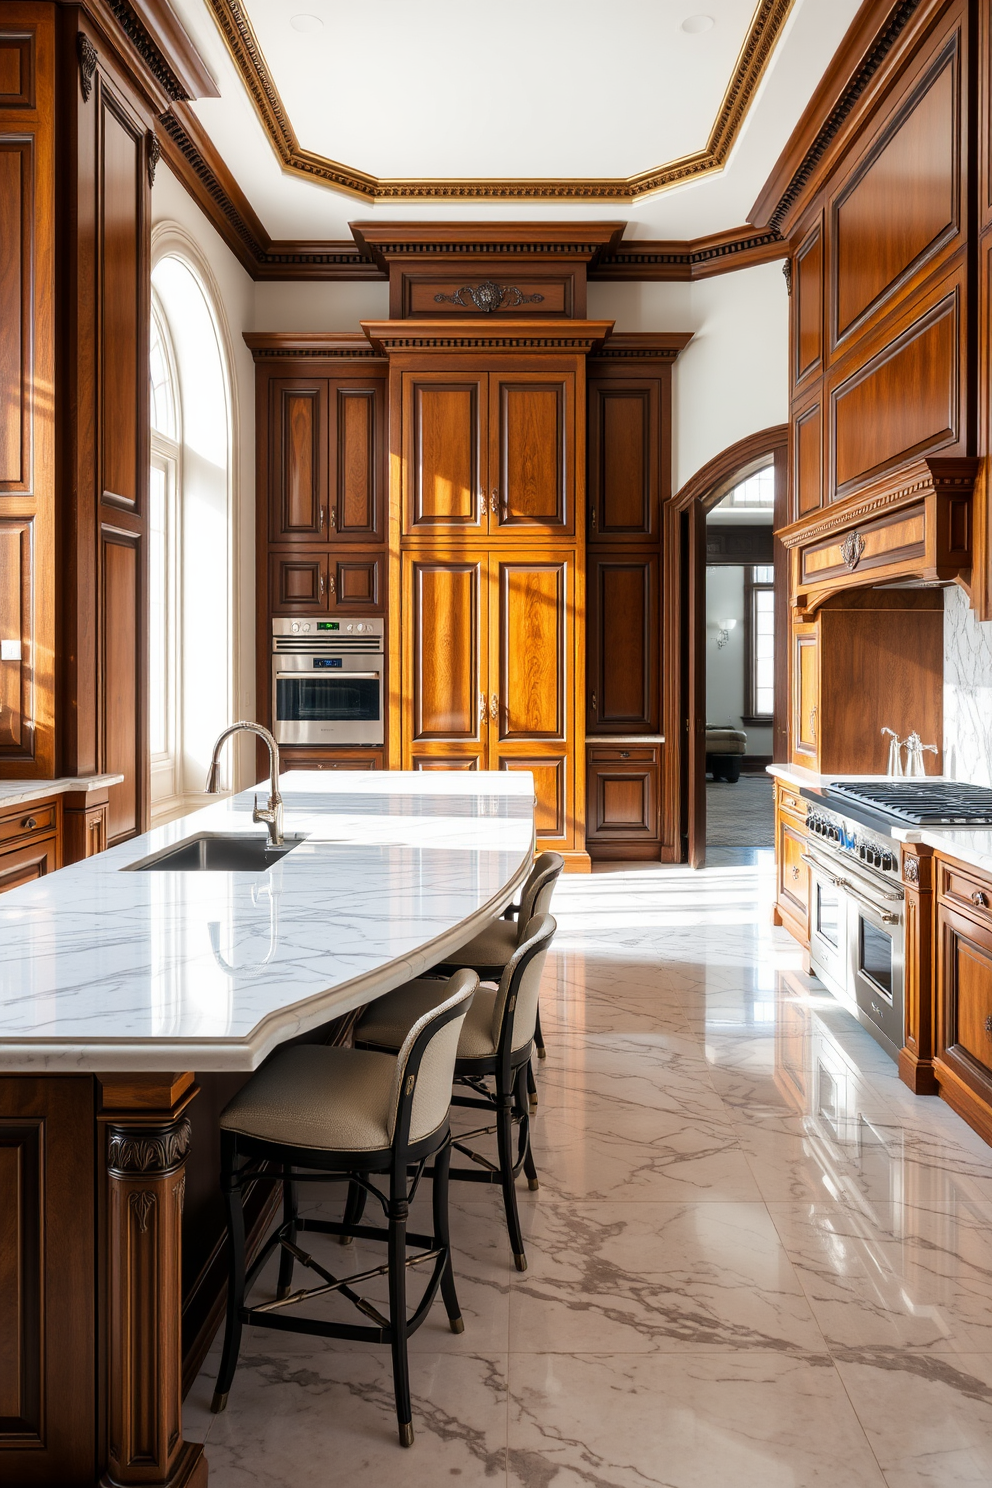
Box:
819, 779, 992, 828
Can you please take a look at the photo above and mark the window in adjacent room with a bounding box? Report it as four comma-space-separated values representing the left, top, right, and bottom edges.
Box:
743, 564, 774, 724
149, 298, 180, 808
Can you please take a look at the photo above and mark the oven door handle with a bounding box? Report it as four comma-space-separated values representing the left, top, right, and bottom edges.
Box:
275, 671, 381, 680
802, 853, 902, 923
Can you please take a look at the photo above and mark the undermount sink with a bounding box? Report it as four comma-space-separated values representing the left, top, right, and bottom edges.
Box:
125, 833, 306, 873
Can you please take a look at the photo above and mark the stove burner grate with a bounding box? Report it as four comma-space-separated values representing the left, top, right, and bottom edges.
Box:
825, 780, 992, 826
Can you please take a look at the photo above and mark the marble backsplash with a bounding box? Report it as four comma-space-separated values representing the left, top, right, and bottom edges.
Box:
944, 583, 992, 786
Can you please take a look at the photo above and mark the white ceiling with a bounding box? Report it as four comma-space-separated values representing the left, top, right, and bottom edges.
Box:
168, 0, 863, 241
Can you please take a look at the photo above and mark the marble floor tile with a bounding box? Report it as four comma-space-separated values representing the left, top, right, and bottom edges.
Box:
509, 1201, 825, 1355
833, 1351, 992, 1488
768, 1201, 992, 1355
506, 1352, 887, 1487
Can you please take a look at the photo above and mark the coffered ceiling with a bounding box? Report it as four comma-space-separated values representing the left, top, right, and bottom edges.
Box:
166, 0, 863, 239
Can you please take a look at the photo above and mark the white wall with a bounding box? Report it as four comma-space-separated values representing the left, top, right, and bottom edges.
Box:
588, 259, 790, 492
252, 280, 389, 330
152, 164, 258, 794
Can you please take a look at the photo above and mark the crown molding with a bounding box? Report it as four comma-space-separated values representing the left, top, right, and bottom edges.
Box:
360, 319, 616, 355
750, 0, 926, 235
350, 222, 626, 268
204, 0, 794, 203
777, 455, 979, 548
590, 226, 787, 280
587, 332, 695, 363
243, 332, 385, 362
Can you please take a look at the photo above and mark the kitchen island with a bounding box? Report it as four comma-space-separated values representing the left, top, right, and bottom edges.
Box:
0, 772, 535, 1487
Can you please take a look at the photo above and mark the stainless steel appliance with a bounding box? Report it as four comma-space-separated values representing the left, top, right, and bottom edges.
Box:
801, 800, 905, 1060
271, 618, 384, 746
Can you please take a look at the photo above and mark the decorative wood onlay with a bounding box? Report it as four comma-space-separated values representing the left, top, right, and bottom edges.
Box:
777, 456, 980, 551
904, 853, 921, 885
129, 1190, 157, 1233
242, 332, 385, 362
107, 1116, 192, 1176
77, 31, 98, 102
591, 226, 787, 280
360, 319, 615, 356
782, 258, 793, 294
751, 0, 927, 234
146, 129, 161, 186
588, 332, 694, 363
205, 0, 794, 201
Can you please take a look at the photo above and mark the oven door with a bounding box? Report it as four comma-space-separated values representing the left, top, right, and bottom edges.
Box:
272, 655, 384, 745
847, 872, 904, 1057
805, 850, 850, 1003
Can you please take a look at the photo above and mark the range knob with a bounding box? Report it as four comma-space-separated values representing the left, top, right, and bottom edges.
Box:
882, 852, 894, 872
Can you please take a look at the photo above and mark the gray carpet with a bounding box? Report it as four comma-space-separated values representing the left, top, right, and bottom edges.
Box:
706, 775, 774, 846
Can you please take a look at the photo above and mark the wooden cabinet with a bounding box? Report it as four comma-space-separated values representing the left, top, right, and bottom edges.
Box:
268, 377, 384, 545
401, 369, 574, 538
269, 549, 385, 614
0, 794, 61, 895
586, 743, 661, 858
587, 378, 660, 540
401, 549, 578, 849
280, 749, 383, 771
935, 896, 992, 1145
268, 378, 327, 542
789, 593, 943, 774
587, 553, 659, 733
774, 781, 809, 945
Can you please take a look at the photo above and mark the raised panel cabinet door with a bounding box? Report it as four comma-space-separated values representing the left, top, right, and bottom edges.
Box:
99, 91, 145, 512
0, 517, 31, 757
492, 554, 568, 745
329, 380, 384, 541
329, 551, 383, 611
102, 531, 140, 843
0, 834, 57, 893
937, 903, 992, 1095
792, 626, 819, 764
587, 380, 658, 539
795, 221, 823, 382
778, 818, 810, 929
490, 372, 573, 534
269, 380, 328, 542
403, 554, 487, 750
500, 754, 570, 846
411, 751, 486, 770
269, 550, 329, 613
402, 372, 486, 535
587, 553, 659, 733
586, 763, 657, 843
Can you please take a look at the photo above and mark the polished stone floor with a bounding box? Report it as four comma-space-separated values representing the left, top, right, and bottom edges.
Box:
185, 858, 992, 1485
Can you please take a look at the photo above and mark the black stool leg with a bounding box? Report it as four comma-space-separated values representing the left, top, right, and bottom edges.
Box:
526, 1059, 538, 1108
515, 1066, 540, 1192
496, 1088, 527, 1271
534, 1005, 547, 1060
276, 1176, 298, 1298
431, 1141, 463, 1334
212, 1139, 246, 1412
340, 1174, 367, 1245
387, 1188, 413, 1446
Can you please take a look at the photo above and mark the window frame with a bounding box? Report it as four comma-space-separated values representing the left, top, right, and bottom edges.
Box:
149, 293, 183, 814
743, 563, 774, 725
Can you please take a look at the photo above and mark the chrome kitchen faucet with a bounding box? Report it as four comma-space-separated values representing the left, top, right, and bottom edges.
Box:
205, 721, 284, 846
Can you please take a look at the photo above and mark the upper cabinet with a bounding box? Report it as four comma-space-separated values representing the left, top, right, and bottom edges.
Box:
587, 379, 661, 541
268, 376, 384, 544
400, 368, 575, 538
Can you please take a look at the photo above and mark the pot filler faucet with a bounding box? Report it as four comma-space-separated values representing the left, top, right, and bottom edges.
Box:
205, 721, 284, 847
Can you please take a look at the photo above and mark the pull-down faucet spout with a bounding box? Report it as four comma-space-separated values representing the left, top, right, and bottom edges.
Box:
205, 721, 284, 846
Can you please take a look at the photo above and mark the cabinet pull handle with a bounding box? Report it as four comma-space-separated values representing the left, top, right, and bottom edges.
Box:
329, 508, 337, 529
489, 693, 499, 721
490, 490, 499, 515
591, 692, 598, 713
985, 1014, 992, 1040
319, 573, 325, 597
590, 507, 597, 532
22, 816, 37, 830
791, 865, 800, 881
972, 890, 989, 909
328, 573, 335, 595
809, 706, 817, 741
318, 506, 324, 532
620, 750, 629, 758
479, 490, 486, 520
479, 691, 486, 721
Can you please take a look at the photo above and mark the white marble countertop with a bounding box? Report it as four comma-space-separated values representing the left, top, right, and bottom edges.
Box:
767, 762, 992, 873
0, 774, 124, 810
0, 772, 535, 1073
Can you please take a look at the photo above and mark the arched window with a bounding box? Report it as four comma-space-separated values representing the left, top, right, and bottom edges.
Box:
148, 254, 233, 817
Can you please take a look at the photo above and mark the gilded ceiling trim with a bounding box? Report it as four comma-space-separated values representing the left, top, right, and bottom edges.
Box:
205, 0, 795, 203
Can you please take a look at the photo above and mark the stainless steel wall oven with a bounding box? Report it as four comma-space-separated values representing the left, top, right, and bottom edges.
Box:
271, 618, 384, 746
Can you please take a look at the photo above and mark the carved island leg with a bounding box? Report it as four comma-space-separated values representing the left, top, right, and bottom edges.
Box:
900, 847, 939, 1095
99, 1074, 207, 1488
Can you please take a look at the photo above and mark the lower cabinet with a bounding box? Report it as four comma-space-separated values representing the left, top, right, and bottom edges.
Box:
280, 749, 384, 771
774, 783, 809, 944
935, 892, 992, 1145
586, 744, 660, 860
0, 797, 61, 896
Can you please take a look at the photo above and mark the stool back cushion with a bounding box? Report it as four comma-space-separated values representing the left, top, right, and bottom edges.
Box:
390, 968, 477, 1144
493, 913, 556, 1053
516, 853, 564, 947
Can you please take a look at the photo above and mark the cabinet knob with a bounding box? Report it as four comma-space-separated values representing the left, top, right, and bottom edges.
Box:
620, 750, 629, 759
22, 816, 37, 830
973, 891, 989, 909
791, 865, 800, 881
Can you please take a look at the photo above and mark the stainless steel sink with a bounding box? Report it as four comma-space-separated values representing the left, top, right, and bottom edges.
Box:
125, 833, 306, 873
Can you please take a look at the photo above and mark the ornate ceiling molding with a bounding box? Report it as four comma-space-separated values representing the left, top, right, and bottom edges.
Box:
204, 0, 795, 202
360, 319, 616, 354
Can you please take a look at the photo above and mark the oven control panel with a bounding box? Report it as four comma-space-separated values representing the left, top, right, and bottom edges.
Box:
806, 809, 900, 877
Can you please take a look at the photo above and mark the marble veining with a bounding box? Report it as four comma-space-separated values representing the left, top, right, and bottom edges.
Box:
0, 773, 124, 810
0, 772, 534, 1071
183, 858, 992, 1485
945, 583, 992, 789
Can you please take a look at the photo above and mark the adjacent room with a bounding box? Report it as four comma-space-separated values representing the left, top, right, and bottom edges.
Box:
3, 3, 992, 1486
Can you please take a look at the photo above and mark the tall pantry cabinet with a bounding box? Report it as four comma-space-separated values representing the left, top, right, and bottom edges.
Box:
364, 319, 613, 866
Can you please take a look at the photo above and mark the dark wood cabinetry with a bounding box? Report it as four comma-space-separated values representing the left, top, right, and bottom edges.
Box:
0, 795, 61, 899
267, 376, 384, 544
585, 743, 661, 858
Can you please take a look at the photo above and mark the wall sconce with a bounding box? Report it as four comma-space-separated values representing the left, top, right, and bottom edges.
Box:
716, 618, 737, 649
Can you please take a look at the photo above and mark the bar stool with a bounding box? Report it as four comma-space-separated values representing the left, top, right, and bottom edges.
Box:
210, 969, 478, 1448
433, 852, 564, 1102
356, 914, 556, 1272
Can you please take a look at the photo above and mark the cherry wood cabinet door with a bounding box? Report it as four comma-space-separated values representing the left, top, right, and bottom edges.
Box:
402, 373, 486, 536
586, 553, 659, 733
792, 624, 820, 765
403, 553, 488, 766
269, 549, 328, 613
0, 834, 57, 894
490, 372, 574, 536
587, 380, 659, 540
490, 552, 573, 847
268, 379, 328, 543
328, 380, 384, 542
936, 902, 992, 1124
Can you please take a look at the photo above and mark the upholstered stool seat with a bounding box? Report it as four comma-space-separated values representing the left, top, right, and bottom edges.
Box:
447, 916, 519, 972
357, 979, 532, 1063
219, 1045, 400, 1153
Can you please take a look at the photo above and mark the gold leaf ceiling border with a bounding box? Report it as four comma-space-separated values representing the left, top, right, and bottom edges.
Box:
205, 0, 795, 202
